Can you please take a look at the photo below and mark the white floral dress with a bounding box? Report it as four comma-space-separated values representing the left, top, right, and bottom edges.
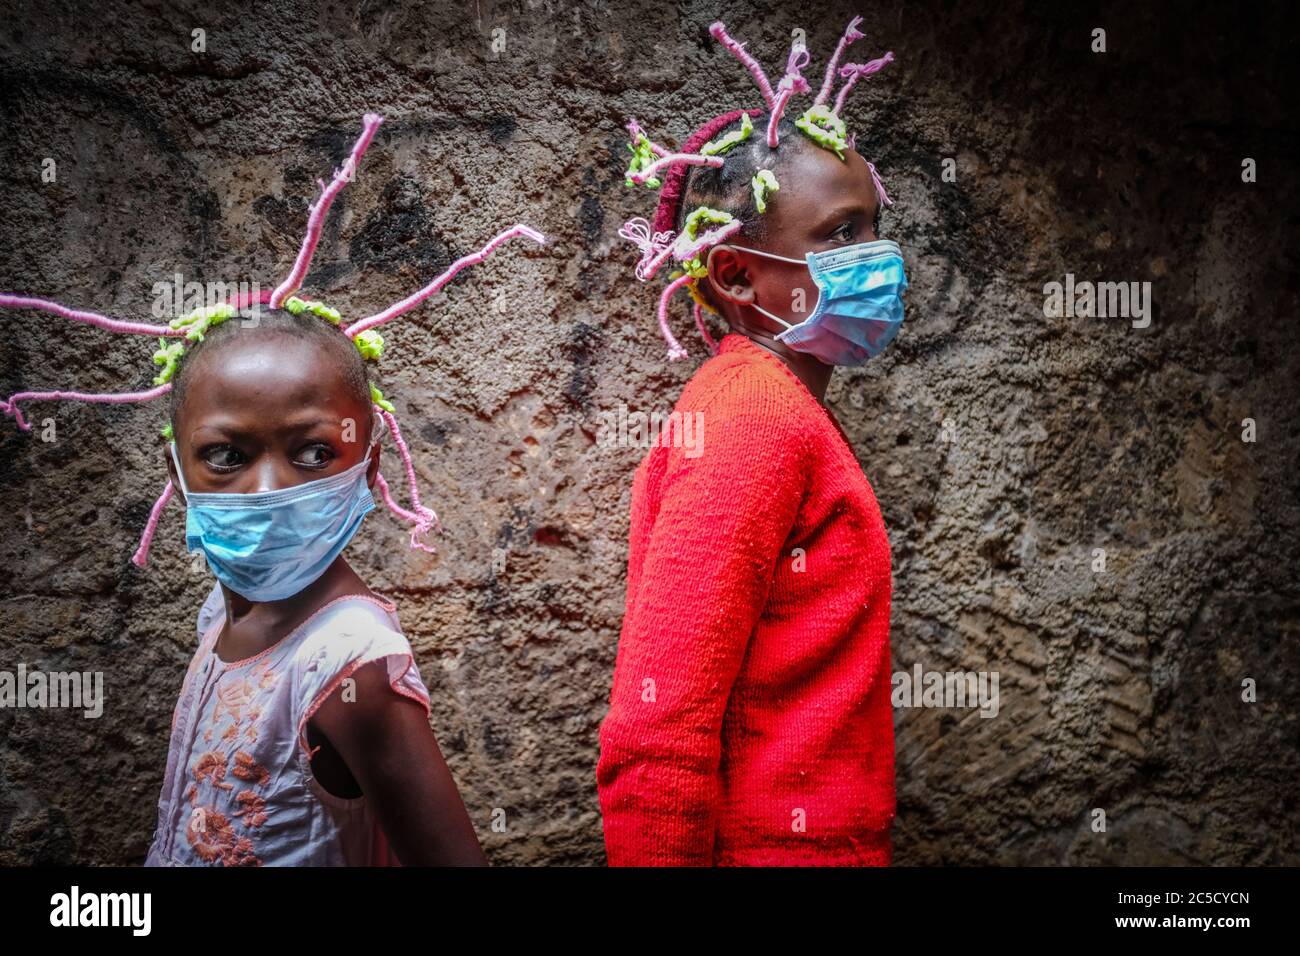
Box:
145, 584, 431, 866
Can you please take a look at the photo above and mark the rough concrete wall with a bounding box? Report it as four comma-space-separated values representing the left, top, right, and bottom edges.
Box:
0, 0, 1296, 865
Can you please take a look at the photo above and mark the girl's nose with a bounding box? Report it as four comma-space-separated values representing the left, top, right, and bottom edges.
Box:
252, 457, 284, 494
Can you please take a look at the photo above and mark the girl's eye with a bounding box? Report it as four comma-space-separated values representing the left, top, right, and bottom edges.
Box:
296, 444, 335, 468
201, 445, 245, 471
830, 222, 855, 242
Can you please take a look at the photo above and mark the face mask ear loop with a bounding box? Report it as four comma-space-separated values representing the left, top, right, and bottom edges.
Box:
739, 246, 818, 332
740, 246, 809, 266
169, 441, 191, 499
751, 301, 797, 331
369, 408, 388, 459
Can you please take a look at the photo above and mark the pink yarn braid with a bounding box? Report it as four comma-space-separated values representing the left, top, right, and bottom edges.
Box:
344, 224, 546, 337
1, 382, 172, 431
269, 113, 384, 308
617, 217, 677, 281
814, 15, 865, 106
626, 118, 669, 157
768, 43, 811, 147
709, 22, 777, 109
656, 220, 741, 360
767, 89, 793, 147
374, 407, 439, 552
231, 287, 272, 310
867, 161, 893, 207
833, 52, 895, 115
673, 219, 743, 265
656, 274, 693, 361
130, 480, 174, 568
0, 295, 186, 337
693, 302, 720, 355
637, 243, 679, 281
627, 152, 724, 187
651, 109, 763, 235
0, 288, 263, 430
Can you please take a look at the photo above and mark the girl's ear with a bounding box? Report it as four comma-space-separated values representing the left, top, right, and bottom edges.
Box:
704, 245, 757, 307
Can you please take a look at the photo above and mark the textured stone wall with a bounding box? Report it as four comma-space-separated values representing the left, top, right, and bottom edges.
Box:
0, 0, 1296, 865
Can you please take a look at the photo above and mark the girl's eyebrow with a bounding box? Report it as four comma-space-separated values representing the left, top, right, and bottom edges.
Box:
812, 203, 873, 230
188, 416, 346, 438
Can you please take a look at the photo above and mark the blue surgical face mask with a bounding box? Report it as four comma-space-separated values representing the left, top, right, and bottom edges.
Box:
170, 442, 376, 602
745, 239, 908, 366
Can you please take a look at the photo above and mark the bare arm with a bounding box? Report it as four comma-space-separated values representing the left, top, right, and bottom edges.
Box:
311, 659, 487, 866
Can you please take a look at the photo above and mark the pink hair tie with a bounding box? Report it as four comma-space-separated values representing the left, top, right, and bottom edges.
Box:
709, 21, 777, 109
0, 295, 185, 337
693, 302, 720, 356
815, 15, 865, 106
867, 161, 893, 207
618, 217, 677, 282
344, 224, 546, 338
270, 113, 384, 308
373, 408, 440, 552
768, 41, 811, 147
625, 118, 669, 158
131, 481, 175, 568
1, 383, 172, 431
626, 152, 724, 187
656, 275, 694, 361
833, 52, 895, 115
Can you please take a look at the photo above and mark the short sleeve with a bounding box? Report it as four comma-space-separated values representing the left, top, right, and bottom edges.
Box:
291, 598, 432, 761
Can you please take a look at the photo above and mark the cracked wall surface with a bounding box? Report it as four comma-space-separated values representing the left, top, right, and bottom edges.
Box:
1, 0, 1297, 864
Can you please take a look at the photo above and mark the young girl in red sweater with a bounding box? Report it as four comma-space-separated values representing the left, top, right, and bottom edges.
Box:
597, 16, 907, 866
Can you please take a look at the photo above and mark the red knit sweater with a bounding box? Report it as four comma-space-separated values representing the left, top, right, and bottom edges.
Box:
596, 333, 896, 866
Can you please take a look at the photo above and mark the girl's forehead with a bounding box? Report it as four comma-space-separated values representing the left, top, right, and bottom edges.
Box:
180, 334, 365, 425
776, 147, 878, 218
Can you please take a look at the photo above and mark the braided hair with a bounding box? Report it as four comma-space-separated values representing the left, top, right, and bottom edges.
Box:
0, 113, 546, 568
617, 16, 895, 360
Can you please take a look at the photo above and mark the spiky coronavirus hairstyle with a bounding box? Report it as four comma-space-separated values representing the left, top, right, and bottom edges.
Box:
0, 113, 545, 568
617, 16, 895, 360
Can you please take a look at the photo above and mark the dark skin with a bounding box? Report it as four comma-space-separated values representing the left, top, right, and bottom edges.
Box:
699, 143, 882, 414
165, 333, 487, 866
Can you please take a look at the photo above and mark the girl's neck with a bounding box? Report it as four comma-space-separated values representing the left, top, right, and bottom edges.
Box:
731, 328, 834, 402
218, 557, 371, 656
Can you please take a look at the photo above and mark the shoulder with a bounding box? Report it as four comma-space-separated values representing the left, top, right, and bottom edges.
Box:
678, 340, 819, 430
292, 595, 413, 677
290, 595, 431, 759
667, 342, 819, 469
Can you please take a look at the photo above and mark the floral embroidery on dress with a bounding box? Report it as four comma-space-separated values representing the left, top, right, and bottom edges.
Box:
257, 663, 279, 691
232, 790, 269, 828
186, 805, 260, 867
231, 750, 271, 786
179, 668, 279, 866
192, 750, 234, 795
213, 678, 257, 726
